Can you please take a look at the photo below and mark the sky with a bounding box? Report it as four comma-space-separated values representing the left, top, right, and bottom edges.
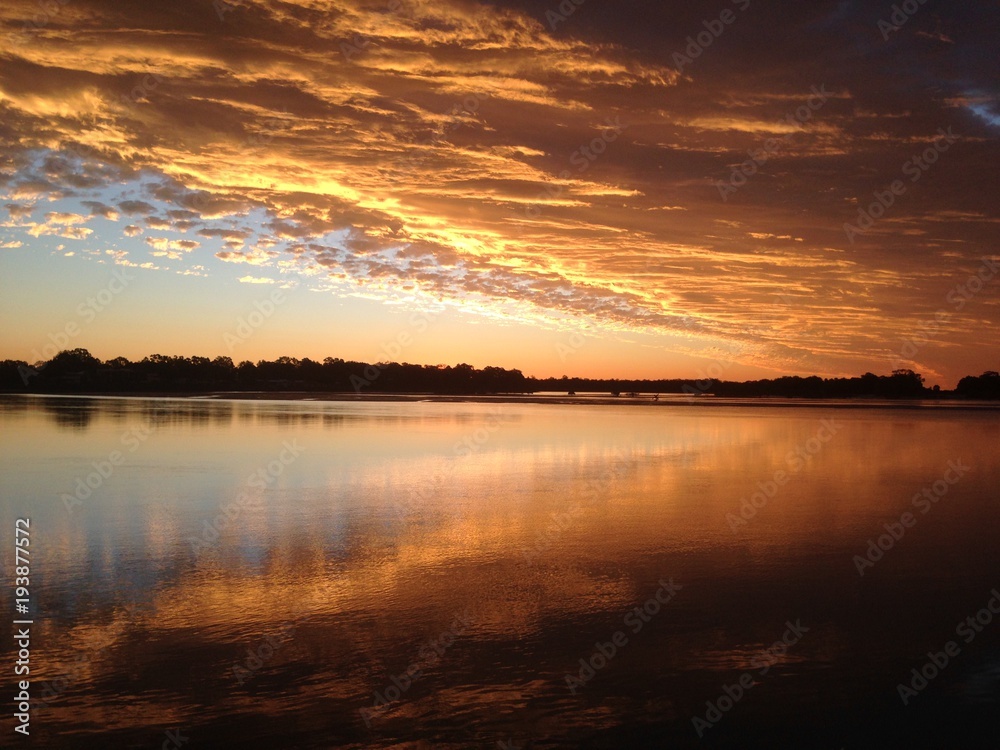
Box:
0, 0, 998, 385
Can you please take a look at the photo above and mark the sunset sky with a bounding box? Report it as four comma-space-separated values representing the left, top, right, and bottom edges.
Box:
0, 0, 997, 385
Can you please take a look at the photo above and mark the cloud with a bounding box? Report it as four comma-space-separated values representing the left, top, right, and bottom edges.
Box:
143, 236, 201, 259
41, 211, 87, 225
118, 200, 157, 216
30, 225, 92, 239
115, 258, 165, 270
237, 275, 276, 284
0, 0, 997, 380
215, 248, 274, 265
25, 211, 92, 239
81, 200, 119, 220
197, 227, 252, 249
4, 203, 34, 220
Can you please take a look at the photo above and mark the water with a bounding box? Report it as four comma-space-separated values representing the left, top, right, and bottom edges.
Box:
1, 395, 999, 748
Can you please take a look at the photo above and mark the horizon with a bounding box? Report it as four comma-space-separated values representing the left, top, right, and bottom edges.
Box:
1, 2, 998, 386
10, 345, 999, 393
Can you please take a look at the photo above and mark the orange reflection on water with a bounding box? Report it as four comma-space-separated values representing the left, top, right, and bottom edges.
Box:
3, 396, 999, 748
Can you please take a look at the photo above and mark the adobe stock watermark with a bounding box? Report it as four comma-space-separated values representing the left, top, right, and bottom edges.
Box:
120, 73, 165, 108
946, 257, 999, 310
189, 440, 305, 556
391, 91, 490, 174
158, 729, 189, 750
28, 268, 134, 364
224, 289, 286, 352
523, 116, 627, 219
853, 459, 970, 576
692, 619, 809, 737
523, 447, 637, 563
877, 0, 930, 41
889, 257, 998, 370
32, 601, 153, 717
681, 343, 746, 399
545, 0, 587, 31
896, 587, 1000, 705
717, 85, 831, 201
34, 649, 109, 716
213, 0, 243, 22
351, 310, 439, 392
360, 609, 475, 726
340, 0, 431, 59
5, 0, 72, 47
393, 407, 511, 519
671, 0, 752, 74
245, 110, 290, 151
232, 617, 307, 686
727, 418, 843, 532
843, 127, 959, 244
565, 578, 682, 694
678, 326, 772, 400
60, 422, 156, 513
555, 330, 589, 363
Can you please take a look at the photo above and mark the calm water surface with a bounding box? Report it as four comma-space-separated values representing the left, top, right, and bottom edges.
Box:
1, 395, 999, 748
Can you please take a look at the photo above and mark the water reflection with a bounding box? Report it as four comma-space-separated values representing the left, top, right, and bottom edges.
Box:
1, 395, 998, 749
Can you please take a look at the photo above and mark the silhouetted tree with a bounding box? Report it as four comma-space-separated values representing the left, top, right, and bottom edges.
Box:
4, 350, 995, 401
44, 348, 100, 376
956, 371, 1000, 399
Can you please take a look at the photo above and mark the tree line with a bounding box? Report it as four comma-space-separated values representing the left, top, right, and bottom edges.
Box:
0, 349, 997, 399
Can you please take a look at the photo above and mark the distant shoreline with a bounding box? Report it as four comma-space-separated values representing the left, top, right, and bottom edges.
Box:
11, 351, 998, 399
4, 391, 1000, 410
